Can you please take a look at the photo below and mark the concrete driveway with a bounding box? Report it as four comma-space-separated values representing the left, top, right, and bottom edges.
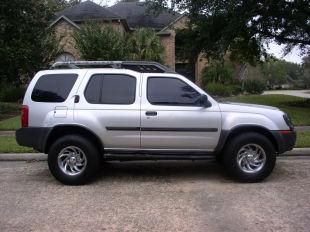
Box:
263, 89, 310, 98
1, 157, 310, 232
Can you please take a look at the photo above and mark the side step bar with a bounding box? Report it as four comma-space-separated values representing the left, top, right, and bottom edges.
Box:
104, 153, 216, 161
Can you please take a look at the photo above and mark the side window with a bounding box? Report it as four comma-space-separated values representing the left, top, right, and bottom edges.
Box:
31, 74, 78, 102
84, 74, 136, 104
147, 77, 201, 106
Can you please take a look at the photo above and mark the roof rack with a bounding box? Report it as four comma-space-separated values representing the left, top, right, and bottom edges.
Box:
50, 61, 175, 73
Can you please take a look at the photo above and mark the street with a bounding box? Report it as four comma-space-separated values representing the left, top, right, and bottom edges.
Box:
263, 89, 310, 98
1, 157, 310, 232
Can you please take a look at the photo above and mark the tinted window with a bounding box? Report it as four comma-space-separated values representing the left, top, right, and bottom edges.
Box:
84, 74, 136, 104
84, 74, 101, 104
147, 77, 200, 106
31, 74, 78, 102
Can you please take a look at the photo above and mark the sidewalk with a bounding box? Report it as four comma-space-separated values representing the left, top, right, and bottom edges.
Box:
1, 148, 310, 161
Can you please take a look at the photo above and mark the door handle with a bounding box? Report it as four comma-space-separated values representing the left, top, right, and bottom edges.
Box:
74, 95, 80, 103
145, 111, 157, 116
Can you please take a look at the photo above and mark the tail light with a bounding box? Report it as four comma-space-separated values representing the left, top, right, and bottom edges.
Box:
21, 105, 29, 128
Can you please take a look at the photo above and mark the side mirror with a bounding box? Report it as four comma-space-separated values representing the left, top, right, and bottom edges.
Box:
197, 94, 212, 108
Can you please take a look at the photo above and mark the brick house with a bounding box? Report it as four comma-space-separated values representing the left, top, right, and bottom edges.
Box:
50, 0, 208, 84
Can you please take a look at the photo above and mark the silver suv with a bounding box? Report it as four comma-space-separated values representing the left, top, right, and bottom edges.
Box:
16, 61, 296, 185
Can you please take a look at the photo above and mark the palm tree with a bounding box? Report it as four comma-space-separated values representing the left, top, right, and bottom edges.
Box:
128, 28, 164, 63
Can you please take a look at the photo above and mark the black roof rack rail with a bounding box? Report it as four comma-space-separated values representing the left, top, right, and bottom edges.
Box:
50, 61, 176, 73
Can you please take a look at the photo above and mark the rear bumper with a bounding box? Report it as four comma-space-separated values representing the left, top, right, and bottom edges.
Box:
271, 130, 296, 154
16, 127, 51, 152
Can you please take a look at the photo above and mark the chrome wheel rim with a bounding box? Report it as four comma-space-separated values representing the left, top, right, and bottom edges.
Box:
237, 144, 266, 173
57, 146, 87, 176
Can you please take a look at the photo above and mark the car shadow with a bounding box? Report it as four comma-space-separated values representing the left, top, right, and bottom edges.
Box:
93, 160, 230, 183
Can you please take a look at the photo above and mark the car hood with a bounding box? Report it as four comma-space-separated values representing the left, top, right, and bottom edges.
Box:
219, 102, 280, 114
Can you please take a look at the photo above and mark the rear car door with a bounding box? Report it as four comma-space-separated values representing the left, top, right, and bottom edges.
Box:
74, 70, 141, 150
141, 74, 221, 152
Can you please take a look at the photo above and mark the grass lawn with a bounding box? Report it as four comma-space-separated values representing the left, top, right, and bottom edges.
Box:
0, 101, 21, 130
221, 94, 310, 126
296, 131, 310, 148
0, 136, 35, 153
0, 115, 20, 131
0, 131, 309, 153
0, 102, 20, 120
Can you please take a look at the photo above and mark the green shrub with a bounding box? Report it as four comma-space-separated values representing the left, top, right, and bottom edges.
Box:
0, 86, 25, 102
243, 80, 266, 94
202, 63, 235, 85
232, 85, 243, 95
72, 23, 128, 60
205, 83, 240, 97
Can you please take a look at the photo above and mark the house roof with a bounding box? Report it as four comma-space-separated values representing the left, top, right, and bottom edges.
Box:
55, 0, 121, 22
109, 1, 181, 30
50, 15, 81, 29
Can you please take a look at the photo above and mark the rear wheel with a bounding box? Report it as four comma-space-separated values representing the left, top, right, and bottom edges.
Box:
222, 132, 276, 182
48, 135, 101, 185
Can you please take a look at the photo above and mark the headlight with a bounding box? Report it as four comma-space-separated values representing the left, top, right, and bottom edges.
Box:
283, 113, 294, 130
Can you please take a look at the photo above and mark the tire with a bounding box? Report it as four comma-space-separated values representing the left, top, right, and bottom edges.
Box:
48, 135, 101, 185
222, 132, 276, 182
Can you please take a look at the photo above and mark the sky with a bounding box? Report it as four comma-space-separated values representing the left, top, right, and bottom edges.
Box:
92, 0, 305, 64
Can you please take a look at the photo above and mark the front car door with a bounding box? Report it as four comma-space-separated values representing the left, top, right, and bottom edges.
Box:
141, 73, 222, 152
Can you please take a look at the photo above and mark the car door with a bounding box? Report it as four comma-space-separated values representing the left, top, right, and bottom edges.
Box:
74, 70, 141, 150
141, 74, 221, 152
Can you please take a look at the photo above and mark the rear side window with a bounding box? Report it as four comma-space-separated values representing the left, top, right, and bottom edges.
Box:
84, 74, 136, 104
31, 74, 78, 102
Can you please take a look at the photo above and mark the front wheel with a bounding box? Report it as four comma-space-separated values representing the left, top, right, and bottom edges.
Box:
48, 135, 101, 185
222, 132, 276, 182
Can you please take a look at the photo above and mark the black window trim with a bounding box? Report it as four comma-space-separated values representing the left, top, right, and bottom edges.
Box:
31, 73, 78, 103
84, 73, 137, 105
146, 76, 202, 107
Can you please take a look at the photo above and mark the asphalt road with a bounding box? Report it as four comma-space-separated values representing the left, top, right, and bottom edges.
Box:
263, 89, 310, 98
1, 157, 310, 232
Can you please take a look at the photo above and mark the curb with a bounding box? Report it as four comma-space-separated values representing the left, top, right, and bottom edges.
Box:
0, 148, 310, 161
0, 131, 15, 136
295, 126, 310, 131
0, 153, 46, 161
279, 148, 310, 156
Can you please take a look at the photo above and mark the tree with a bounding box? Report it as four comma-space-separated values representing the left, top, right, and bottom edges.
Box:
73, 24, 164, 62
261, 59, 288, 88
152, 0, 310, 64
0, 0, 61, 85
301, 54, 310, 88
72, 22, 128, 60
47, 0, 81, 12
128, 28, 164, 62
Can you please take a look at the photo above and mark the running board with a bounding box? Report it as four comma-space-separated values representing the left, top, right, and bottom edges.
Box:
103, 153, 216, 161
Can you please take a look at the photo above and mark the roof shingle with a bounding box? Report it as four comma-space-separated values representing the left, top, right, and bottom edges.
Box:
109, 1, 180, 30
56, 0, 121, 21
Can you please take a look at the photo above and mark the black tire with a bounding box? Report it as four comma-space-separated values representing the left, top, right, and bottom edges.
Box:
48, 135, 101, 185
215, 154, 223, 164
222, 132, 276, 182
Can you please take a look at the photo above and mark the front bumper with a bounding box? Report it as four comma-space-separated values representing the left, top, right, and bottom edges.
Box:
16, 127, 51, 152
271, 130, 296, 154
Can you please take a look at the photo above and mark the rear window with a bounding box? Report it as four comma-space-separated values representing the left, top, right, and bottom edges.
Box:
31, 74, 78, 102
